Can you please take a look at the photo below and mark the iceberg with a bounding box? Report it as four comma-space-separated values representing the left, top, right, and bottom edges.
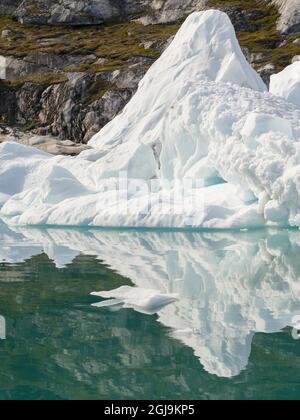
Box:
91, 286, 178, 315
1, 10, 300, 229
270, 61, 300, 108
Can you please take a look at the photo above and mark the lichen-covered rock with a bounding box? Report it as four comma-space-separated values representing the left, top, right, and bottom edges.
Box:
136, 0, 206, 24
14, 0, 123, 25
1, 0, 207, 26
0, 125, 90, 155
1, 0, 299, 34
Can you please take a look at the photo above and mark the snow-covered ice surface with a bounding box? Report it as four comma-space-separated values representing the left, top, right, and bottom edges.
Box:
1, 220, 300, 378
270, 61, 300, 108
1, 10, 300, 229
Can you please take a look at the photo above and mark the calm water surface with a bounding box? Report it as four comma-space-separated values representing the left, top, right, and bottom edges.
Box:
0, 221, 300, 400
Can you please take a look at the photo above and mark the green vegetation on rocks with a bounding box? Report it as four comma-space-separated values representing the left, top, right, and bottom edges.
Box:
0, 16, 178, 60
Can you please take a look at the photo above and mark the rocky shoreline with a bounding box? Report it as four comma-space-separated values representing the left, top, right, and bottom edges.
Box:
0, 124, 90, 154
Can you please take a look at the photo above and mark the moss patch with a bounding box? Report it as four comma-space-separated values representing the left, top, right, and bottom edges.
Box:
0, 15, 181, 82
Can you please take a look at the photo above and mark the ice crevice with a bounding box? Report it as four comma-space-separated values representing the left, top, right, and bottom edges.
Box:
0, 10, 300, 229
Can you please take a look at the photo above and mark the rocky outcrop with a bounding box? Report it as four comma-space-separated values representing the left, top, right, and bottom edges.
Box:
0, 124, 90, 155
0, 0, 22, 17
136, 0, 206, 24
14, 0, 127, 25
37, 71, 133, 142
5, 0, 300, 33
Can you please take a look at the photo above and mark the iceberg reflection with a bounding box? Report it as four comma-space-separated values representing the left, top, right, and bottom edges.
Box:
1, 220, 300, 378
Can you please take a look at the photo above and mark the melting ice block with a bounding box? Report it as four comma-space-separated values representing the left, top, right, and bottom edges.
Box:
1, 10, 300, 229
270, 61, 300, 108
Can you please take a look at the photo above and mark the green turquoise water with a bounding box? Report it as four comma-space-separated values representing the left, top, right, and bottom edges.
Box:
0, 223, 300, 400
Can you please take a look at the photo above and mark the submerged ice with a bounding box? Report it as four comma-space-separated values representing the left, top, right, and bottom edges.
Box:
0, 10, 300, 228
